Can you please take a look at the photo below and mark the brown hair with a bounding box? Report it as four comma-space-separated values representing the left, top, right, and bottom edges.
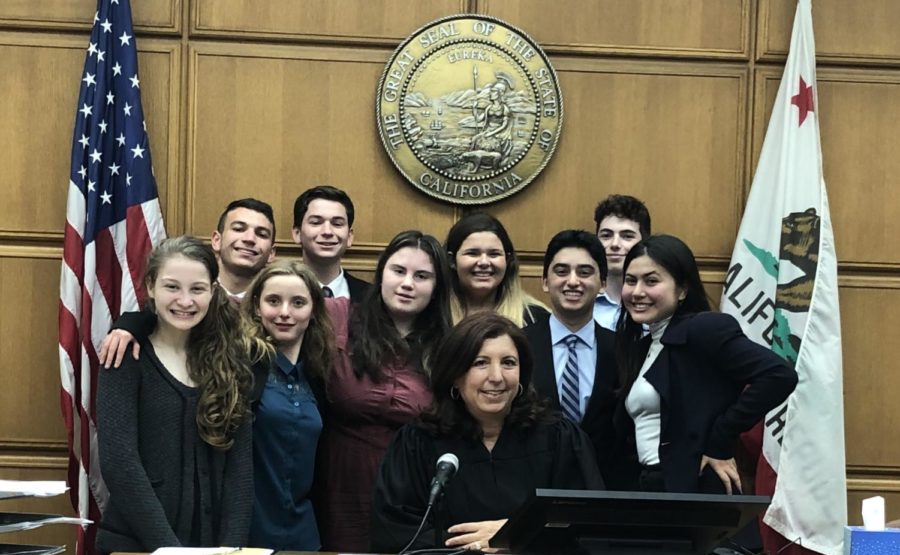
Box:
240, 259, 335, 387
143, 235, 254, 450
420, 313, 552, 441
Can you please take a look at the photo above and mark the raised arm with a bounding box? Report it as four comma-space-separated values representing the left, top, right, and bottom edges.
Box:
99, 310, 157, 368
690, 312, 799, 459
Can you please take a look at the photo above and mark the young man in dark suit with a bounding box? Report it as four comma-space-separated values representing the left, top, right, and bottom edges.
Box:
525, 230, 625, 488
292, 185, 370, 301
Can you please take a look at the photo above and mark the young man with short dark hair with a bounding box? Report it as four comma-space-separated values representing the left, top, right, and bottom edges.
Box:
292, 185, 369, 301
211, 198, 277, 301
99, 198, 277, 366
592, 194, 651, 331
525, 230, 627, 488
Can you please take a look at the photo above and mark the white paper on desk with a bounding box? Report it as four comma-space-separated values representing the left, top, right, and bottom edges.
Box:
0, 480, 68, 498
0, 516, 90, 533
152, 549, 273, 555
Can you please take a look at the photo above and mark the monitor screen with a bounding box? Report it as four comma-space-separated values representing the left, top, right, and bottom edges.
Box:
491, 489, 770, 555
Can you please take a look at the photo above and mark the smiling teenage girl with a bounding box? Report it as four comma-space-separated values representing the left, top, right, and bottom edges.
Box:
240, 260, 334, 550
614, 234, 797, 494
444, 213, 548, 327
96, 236, 253, 552
316, 230, 451, 552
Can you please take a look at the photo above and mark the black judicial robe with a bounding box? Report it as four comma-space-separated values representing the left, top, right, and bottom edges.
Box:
370, 417, 604, 552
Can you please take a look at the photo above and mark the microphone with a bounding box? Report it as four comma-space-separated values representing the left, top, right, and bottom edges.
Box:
399, 453, 461, 553
427, 453, 459, 507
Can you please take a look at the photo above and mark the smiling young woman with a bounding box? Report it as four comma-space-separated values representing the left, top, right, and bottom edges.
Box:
239, 260, 335, 551
444, 212, 548, 327
614, 235, 798, 495
96, 236, 254, 552
315, 230, 452, 553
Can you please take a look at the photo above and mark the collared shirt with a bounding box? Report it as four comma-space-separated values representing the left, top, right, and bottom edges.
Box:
549, 315, 597, 417
321, 268, 350, 300
593, 291, 622, 331
249, 352, 322, 550
217, 280, 246, 306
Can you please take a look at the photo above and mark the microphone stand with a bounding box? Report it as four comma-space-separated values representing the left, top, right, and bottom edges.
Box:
433, 489, 444, 548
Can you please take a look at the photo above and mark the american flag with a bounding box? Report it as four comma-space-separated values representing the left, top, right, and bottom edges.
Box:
58, 0, 165, 553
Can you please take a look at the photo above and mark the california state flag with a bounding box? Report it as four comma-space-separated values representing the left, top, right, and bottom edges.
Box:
721, 0, 845, 554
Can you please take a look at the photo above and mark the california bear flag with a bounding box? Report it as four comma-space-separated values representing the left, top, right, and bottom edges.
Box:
721, 0, 846, 554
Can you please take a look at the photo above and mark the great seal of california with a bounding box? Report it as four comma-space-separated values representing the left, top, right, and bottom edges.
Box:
377, 15, 563, 205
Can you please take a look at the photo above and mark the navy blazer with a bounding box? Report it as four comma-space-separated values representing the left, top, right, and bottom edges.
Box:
345, 271, 371, 303
524, 317, 625, 487
616, 312, 798, 493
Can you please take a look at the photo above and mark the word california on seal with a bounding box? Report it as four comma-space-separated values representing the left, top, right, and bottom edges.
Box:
377, 15, 563, 205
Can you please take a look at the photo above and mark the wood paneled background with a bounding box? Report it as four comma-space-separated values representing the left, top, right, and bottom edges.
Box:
1, 0, 898, 549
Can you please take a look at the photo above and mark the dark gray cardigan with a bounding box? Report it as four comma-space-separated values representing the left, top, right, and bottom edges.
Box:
95, 341, 252, 552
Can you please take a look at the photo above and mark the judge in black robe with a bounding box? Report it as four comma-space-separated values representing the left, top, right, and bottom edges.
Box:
370, 313, 604, 553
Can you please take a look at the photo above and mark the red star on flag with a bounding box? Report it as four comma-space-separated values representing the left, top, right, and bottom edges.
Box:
790, 76, 815, 126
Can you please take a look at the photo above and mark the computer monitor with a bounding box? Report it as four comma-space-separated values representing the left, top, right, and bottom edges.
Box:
491, 489, 770, 555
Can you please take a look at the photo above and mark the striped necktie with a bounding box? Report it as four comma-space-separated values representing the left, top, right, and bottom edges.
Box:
560, 334, 582, 422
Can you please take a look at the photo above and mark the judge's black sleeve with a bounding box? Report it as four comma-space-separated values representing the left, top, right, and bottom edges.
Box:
370, 418, 604, 553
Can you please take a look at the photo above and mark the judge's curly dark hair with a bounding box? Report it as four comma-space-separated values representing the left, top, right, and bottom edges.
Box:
419, 313, 553, 441
143, 235, 254, 450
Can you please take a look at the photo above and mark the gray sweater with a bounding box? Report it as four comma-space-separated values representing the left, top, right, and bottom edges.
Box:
96, 341, 252, 552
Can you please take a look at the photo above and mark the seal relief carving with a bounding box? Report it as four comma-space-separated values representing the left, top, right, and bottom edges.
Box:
377, 15, 563, 205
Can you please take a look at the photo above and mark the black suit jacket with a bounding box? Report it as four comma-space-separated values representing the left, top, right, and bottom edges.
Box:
524, 317, 626, 488
615, 312, 798, 493
345, 270, 371, 303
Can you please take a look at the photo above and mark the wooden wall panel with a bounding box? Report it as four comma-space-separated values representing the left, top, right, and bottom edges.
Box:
0, 253, 66, 449
759, 0, 900, 64
139, 39, 182, 236
186, 43, 456, 245
752, 66, 900, 269
489, 58, 746, 260
0, 0, 180, 33
191, 0, 466, 44
0, 34, 179, 239
840, 281, 900, 471
0, 35, 85, 239
482, 0, 750, 58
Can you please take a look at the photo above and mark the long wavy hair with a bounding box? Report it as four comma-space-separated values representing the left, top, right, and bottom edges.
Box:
420, 313, 552, 441
143, 235, 254, 450
614, 234, 712, 393
240, 259, 335, 387
349, 230, 451, 382
444, 212, 547, 327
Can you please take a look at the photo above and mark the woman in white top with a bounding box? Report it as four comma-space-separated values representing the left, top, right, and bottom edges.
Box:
613, 235, 797, 494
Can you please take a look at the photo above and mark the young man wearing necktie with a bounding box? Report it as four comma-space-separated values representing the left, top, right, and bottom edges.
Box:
291, 185, 370, 302
525, 230, 627, 488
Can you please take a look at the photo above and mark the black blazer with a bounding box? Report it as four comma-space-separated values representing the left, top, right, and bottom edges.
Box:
345, 270, 371, 303
524, 317, 625, 488
615, 312, 798, 493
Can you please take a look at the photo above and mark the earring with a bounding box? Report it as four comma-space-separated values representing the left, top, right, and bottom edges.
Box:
450, 386, 460, 400
516, 383, 524, 397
